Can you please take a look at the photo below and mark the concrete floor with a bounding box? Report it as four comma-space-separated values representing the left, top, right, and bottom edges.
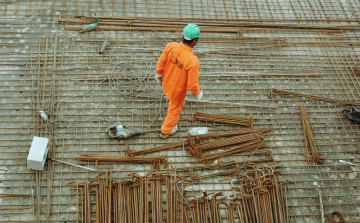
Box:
0, 0, 360, 222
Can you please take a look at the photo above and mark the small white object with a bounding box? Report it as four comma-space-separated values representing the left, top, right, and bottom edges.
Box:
196, 90, 203, 101
189, 127, 208, 135
339, 160, 358, 166
50, 158, 96, 172
155, 73, 162, 84
39, 110, 48, 122
27, 136, 49, 171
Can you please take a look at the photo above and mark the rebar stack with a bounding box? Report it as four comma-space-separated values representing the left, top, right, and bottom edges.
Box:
235, 164, 292, 223
126, 128, 272, 157
69, 171, 181, 223
194, 112, 253, 127
58, 15, 359, 34
188, 132, 269, 163
298, 105, 326, 163
68, 166, 291, 223
183, 165, 291, 223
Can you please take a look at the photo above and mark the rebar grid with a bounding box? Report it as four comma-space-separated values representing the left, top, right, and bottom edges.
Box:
0, 0, 360, 222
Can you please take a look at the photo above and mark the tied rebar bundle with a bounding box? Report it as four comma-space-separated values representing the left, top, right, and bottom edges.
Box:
298, 105, 326, 163
188, 133, 268, 163
194, 112, 253, 127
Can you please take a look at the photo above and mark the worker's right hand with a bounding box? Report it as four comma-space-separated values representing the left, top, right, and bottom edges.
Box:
155, 73, 163, 84
196, 90, 203, 101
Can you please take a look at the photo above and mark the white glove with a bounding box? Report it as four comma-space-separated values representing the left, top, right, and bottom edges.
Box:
196, 90, 203, 101
155, 74, 163, 84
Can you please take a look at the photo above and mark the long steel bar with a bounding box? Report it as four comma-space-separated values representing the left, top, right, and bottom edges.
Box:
271, 88, 360, 106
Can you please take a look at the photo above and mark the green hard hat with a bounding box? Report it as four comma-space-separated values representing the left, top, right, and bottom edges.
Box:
182, 24, 201, 39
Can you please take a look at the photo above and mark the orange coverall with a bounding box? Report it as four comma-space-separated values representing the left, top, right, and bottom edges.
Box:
156, 42, 201, 134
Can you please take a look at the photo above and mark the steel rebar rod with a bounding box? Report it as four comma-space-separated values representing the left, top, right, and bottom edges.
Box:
270, 88, 360, 107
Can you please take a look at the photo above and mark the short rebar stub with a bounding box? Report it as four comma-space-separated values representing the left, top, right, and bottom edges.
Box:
354, 63, 360, 74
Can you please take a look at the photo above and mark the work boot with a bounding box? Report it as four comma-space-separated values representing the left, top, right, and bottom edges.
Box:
160, 125, 177, 139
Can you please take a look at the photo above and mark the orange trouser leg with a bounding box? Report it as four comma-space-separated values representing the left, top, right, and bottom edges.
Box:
161, 98, 185, 134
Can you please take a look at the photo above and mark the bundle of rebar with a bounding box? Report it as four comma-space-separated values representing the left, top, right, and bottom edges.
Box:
58, 16, 355, 34
188, 131, 268, 163
180, 191, 226, 223
194, 112, 253, 127
68, 171, 181, 223
196, 133, 264, 152
230, 164, 292, 223
298, 106, 326, 163
75, 153, 169, 169
126, 128, 272, 156
199, 140, 267, 163
182, 165, 291, 223
188, 133, 264, 157
68, 171, 229, 223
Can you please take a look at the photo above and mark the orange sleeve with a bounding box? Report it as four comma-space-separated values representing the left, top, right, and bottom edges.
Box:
187, 58, 201, 95
156, 43, 170, 75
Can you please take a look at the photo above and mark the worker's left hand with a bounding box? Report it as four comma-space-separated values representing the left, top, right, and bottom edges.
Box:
196, 90, 203, 101
155, 74, 163, 84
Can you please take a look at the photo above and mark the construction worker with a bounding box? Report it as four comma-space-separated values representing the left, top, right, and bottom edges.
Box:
155, 23, 203, 138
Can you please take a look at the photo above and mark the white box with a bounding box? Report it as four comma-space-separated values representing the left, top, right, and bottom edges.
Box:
27, 136, 49, 171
